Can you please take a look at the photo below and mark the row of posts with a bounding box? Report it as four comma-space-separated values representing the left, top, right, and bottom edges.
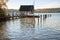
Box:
8, 11, 20, 19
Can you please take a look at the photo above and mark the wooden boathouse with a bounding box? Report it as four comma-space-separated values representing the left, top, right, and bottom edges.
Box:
19, 5, 39, 18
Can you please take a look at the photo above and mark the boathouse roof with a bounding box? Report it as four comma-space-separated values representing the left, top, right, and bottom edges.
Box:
19, 5, 34, 11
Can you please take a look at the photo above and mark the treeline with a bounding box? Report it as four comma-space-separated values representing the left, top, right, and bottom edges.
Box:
34, 8, 60, 13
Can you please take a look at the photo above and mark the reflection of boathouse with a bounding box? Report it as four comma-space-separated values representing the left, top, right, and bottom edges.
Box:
20, 18, 35, 26
19, 5, 34, 17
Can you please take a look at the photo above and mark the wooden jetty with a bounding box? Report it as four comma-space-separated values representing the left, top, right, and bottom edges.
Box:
20, 14, 39, 18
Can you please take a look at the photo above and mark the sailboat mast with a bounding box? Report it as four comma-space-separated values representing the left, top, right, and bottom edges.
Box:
33, 0, 35, 5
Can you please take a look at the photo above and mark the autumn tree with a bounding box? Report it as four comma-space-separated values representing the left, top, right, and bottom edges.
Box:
0, 0, 8, 17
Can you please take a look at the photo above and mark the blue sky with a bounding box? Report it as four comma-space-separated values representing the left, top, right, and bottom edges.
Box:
7, 0, 60, 9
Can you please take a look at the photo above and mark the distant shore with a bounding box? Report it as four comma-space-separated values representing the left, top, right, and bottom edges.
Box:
8, 8, 60, 13
34, 8, 60, 13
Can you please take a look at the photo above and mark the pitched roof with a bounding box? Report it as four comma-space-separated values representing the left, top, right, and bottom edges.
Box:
19, 5, 34, 11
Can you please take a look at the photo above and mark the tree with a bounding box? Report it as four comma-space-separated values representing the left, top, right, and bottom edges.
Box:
0, 0, 8, 17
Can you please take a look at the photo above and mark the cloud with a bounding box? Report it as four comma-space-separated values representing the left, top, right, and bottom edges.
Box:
7, 0, 60, 9
36, 2, 60, 9
7, 4, 20, 9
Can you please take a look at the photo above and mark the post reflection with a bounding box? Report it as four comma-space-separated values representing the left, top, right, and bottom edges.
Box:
42, 14, 52, 24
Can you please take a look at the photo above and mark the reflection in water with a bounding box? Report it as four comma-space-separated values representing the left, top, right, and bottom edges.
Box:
20, 18, 35, 25
43, 14, 51, 20
0, 22, 10, 40
0, 13, 60, 40
20, 18, 35, 28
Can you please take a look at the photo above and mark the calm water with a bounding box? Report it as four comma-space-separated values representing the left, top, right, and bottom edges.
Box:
0, 13, 60, 40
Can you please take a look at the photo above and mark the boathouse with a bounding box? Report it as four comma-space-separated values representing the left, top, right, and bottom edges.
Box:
19, 5, 34, 17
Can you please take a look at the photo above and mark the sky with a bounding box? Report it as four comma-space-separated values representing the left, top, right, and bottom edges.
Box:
7, 0, 60, 9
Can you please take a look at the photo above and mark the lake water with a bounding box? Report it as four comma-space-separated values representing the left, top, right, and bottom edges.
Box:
0, 13, 60, 40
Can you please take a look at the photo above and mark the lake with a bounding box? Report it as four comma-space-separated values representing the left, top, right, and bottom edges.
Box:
0, 13, 60, 40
